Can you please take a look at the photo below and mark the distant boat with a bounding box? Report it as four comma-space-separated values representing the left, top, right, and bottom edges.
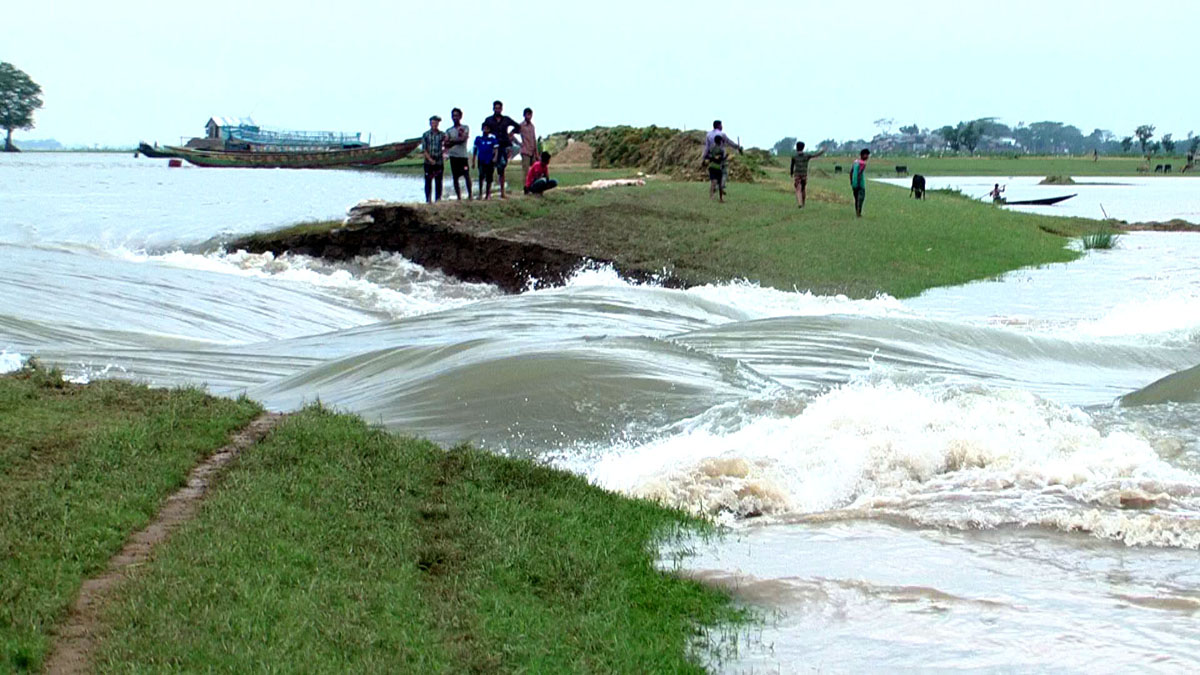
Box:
136, 142, 176, 159
137, 117, 417, 168
1003, 194, 1077, 206
160, 139, 420, 169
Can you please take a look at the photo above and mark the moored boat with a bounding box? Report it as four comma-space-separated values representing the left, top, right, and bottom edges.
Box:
161, 139, 420, 169
1004, 194, 1077, 206
136, 142, 179, 159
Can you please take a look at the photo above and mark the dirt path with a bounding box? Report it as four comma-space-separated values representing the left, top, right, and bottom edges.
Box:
43, 412, 287, 674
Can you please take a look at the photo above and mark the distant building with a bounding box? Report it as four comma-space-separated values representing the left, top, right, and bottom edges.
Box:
205, 116, 259, 141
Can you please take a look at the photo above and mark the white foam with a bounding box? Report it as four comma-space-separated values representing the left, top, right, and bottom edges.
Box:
1073, 293, 1200, 343
554, 266, 913, 321
118, 249, 499, 319
586, 374, 1200, 547
0, 350, 25, 374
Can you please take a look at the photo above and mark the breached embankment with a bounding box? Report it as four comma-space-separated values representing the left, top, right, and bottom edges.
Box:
225, 202, 681, 293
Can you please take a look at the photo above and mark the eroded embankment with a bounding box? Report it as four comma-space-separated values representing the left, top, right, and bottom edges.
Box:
226, 203, 681, 293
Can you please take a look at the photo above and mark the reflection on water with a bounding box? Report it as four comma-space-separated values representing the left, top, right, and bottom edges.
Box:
4, 155, 1200, 671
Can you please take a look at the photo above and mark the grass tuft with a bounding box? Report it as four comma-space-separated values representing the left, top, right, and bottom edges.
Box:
1082, 230, 1121, 249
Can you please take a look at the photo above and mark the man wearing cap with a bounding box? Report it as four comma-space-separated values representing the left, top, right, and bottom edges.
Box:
421, 115, 447, 203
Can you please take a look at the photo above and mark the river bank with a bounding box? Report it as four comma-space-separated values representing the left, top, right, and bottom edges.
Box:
2, 363, 744, 672
230, 165, 1111, 298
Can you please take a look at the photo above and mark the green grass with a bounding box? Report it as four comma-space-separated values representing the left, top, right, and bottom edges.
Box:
393, 165, 1103, 298
92, 406, 745, 672
237, 159, 1128, 298
0, 363, 262, 672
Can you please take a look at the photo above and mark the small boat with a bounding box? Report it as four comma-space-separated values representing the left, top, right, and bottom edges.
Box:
1003, 194, 1077, 206
137, 142, 179, 159
160, 139, 419, 169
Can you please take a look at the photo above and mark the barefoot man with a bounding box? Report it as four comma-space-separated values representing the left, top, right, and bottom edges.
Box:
789, 141, 826, 208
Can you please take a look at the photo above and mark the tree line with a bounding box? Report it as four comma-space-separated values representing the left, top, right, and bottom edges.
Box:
773, 117, 1199, 157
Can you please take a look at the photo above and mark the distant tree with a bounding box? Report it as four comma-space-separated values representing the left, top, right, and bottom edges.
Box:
938, 125, 960, 151
771, 136, 798, 156
1120, 136, 1133, 153
955, 121, 982, 153
1148, 141, 1161, 155
1189, 132, 1199, 155
1134, 124, 1155, 155
1161, 133, 1175, 154
898, 124, 920, 135
817, 138, 837, 152
0, 62, 43, 152
873, 118, 894, 136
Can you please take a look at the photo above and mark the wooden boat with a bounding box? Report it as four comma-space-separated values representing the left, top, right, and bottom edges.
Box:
1003, 194, 1077, 206
136, 142, 179, 159
160, 139, 419, 169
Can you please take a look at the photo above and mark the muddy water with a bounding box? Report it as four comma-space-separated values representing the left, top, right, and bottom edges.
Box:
4, 155, 1200, 671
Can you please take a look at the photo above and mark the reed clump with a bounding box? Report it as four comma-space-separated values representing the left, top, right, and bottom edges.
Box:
1082, 230, 1120, 249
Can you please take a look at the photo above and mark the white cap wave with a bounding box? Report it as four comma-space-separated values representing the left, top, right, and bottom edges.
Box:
587, 375, 1200, 548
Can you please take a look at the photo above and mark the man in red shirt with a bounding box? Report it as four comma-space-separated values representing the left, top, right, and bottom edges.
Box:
525, 151, 558, 195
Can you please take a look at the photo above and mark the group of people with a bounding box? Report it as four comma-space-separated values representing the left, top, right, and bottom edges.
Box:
424, 112, 876, 216
702, 120, 872, 216
419, 100, 557, 203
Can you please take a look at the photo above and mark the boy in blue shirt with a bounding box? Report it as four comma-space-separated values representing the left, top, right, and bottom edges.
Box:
473, 122, 500, 200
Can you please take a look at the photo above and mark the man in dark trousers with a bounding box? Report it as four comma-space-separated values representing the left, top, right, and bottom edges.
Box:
420, 115, 446, 203
482, 100, 520, 199
444, 107, 472, 200
849, 148, 870, 217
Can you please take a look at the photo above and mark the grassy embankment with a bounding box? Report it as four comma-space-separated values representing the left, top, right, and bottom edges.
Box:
0, 365, 262, 670
293, 155, 1120, 298
2, 366, 743, 672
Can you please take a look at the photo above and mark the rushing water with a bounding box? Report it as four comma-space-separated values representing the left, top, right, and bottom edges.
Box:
4, 153, 1200, 672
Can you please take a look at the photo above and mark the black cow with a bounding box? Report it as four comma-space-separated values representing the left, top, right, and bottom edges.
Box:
834, 165, 843, 174
1154, 164, 1164, 173
895, 165, 908, 176
910, 174, 926, 200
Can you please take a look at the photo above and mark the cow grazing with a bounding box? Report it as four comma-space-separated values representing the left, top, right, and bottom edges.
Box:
1164, 164, 1172, 173
1154, 164, 1164, 173
895, 165, 908, 176
910, 174, 926, 200
834, 165, 843, 174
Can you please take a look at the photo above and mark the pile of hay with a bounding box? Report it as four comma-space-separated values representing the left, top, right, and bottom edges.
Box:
553, 139, 594, 165
543, 125, 767, 182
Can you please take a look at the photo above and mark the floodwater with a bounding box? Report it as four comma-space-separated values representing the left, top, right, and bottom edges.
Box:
4, 154, 1200, 672
877, 174, 1200, 223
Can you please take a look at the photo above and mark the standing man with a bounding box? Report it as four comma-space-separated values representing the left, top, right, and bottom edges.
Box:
849, 148, 870, 217
421, 115, 446, 203
472, 122, 499, 200
518, 107, 538, 194
789, 141, 826, 208
700, 120, 743, 191
482, 100, 520, 199
445, 108, 472, 200
704, 136, 728, 203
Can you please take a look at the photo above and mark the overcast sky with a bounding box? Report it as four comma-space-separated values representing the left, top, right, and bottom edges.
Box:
8, 0, 1199, 148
